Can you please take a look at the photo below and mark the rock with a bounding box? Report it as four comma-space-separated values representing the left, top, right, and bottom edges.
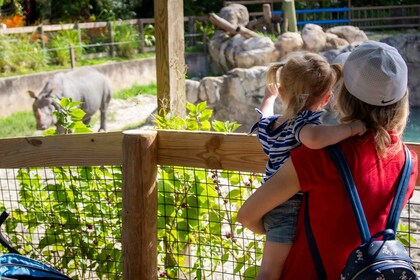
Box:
185, 80, 200, 104
381, 34, 420, 107
326, 25, 368, 44
320, 43, 358, 64
301, 24, 327, 52
324, 32, 350, 51
235, 37, 277, 69
198, 76, 224, 106
208, 31, 230, 74
219, 3, 249, 26
274, 32, 304, 58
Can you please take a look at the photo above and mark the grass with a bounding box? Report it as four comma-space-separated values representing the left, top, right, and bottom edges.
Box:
0, 111, 37, 138
113, 83, 157, 99
0, 83, 157, 138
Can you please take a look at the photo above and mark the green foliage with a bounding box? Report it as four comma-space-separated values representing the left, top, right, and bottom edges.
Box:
1, 99, 121, 279
113, 22, 139, 59
154, 102, 264, 279
112, 83, 157, 100
0, 34, 49, 74
194, 21, 215, 43
49, 29, 84, 66
143, 24, 156, 47
153, 101, 241, 132
43, 97, 93, 135
0, 111, 36, 138
397, 223, 417, 246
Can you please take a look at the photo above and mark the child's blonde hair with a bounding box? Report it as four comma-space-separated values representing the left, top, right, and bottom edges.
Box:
266, 53, 341, 119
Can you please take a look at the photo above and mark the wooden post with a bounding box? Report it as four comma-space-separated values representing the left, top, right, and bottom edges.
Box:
38, 25, 45, 48
154, 0, 186, 117
122, 130, 158, 280
282, 0, 298, 32
107, 21, 115, 57
137, 19, 145, 53
69, 45, 76, 69
188, 16, 195, 47
263, 4, 273, 34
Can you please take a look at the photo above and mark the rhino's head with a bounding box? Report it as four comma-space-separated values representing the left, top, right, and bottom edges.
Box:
28, 82, 61, 130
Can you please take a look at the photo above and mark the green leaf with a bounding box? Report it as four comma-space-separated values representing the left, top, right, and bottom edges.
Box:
71, 108, 86, 120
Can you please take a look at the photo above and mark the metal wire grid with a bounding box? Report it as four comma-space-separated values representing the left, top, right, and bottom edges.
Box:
0, 166, 123, 280
0, 165, 419, 279
157, 166, 420, 279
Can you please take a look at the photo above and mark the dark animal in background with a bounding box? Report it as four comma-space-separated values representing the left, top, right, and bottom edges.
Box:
28, 67, 112, 133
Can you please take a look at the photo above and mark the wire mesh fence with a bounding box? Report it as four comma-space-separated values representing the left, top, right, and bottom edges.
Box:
0, 166, 123, 279
0, 164, 419, 279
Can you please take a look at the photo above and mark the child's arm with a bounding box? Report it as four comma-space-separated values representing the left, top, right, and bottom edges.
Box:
299, 120, 367, 149
259, 83, 278, 118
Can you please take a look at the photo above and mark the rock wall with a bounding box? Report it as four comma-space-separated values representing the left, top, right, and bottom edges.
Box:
188, 34, 420, 132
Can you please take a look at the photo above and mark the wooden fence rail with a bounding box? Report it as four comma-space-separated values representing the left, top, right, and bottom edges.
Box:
0, 130, 419, 279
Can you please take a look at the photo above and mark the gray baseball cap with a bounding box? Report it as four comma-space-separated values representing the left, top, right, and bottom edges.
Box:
343, 40, 408, 106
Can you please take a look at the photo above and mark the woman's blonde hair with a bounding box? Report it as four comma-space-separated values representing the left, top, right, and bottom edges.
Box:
266, 53, 341, 119
335, 85, 409, 157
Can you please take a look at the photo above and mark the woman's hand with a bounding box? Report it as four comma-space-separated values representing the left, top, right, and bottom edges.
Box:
237, 158, 301, 234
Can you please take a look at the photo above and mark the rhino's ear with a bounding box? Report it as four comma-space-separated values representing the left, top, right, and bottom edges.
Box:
28, 90, 38, 100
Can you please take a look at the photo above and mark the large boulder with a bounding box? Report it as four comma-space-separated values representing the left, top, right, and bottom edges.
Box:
381, 34, 420, 107
219, 3, 249, 26
324, 33, 350, 50
186, 66, 282, 132
235, 37, 277, 69
274, 32, 304, 57
326, 25, 368, 44
301, 24, 327, 52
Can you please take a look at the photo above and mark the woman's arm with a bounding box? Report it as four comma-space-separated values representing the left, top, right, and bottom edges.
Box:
299, 120, 366, 150
237, 158, 301, 234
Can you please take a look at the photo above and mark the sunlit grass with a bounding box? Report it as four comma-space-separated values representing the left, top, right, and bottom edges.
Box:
0, 111, 37, 138
113, 83, 157, 99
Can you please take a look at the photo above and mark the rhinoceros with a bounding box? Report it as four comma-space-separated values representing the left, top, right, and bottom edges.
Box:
28, 67, 112, 133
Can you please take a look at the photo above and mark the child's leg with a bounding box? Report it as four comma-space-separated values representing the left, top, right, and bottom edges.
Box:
256, 241, 292, 280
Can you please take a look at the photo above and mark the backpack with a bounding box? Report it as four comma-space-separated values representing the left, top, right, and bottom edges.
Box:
305, 145, 417, 280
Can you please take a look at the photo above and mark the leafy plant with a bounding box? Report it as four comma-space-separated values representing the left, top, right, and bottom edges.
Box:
113, 22, 139, 59
43, 97, 93, 135
49, 29, 84, 66
1, 97, 120, 279
143, 24, 156, 47
154, 102, 262, 279
0, 34, 49, 73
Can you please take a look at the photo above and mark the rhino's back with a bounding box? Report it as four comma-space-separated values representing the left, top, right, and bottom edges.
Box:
61, 68, 111, 115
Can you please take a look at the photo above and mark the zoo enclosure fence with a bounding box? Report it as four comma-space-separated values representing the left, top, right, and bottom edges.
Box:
0, 3, 419, 69
0, 130, 419, 279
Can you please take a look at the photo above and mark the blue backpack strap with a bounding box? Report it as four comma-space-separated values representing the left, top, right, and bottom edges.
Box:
327, 145, 371, 242
386, 146, 412, 233
304, 193, 327, 279
305, 144, 412, 278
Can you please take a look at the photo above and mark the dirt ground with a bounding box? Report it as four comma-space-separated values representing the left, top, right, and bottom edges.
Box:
91, 94, 157, 132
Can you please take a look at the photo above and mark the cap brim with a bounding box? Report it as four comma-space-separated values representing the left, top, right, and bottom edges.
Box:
332, 52, 351, 65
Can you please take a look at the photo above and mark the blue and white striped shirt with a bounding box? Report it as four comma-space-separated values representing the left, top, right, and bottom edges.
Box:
250, 109, 322, 184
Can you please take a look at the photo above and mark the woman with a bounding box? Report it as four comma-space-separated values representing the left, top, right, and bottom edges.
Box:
237, 40, 418, 279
